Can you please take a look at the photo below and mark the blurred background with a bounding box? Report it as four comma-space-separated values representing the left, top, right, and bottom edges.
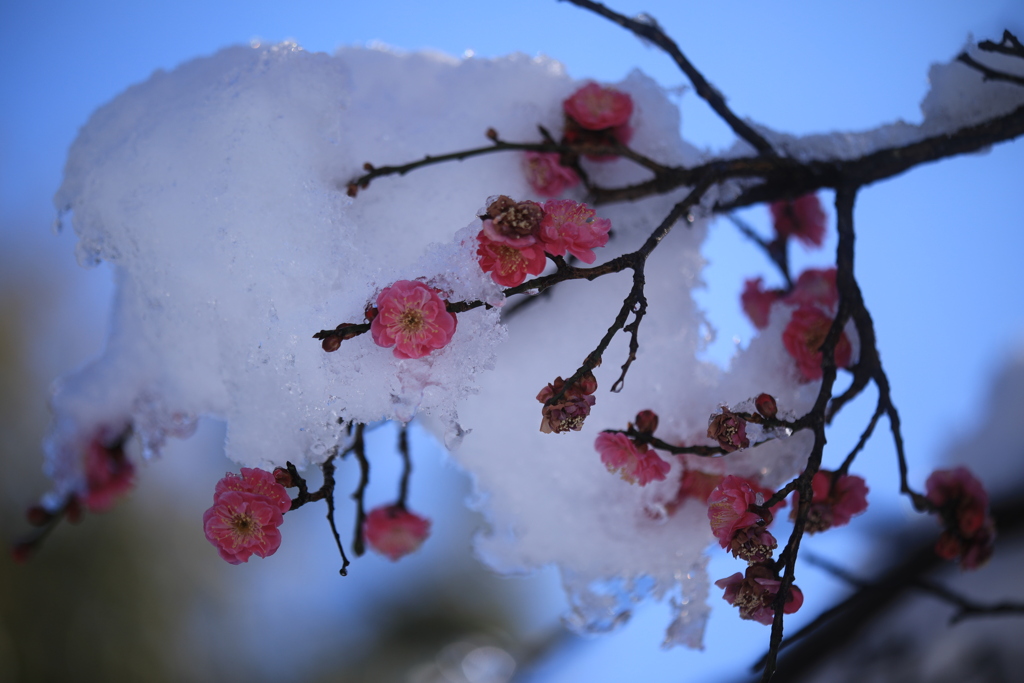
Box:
2, 1, 1023, 681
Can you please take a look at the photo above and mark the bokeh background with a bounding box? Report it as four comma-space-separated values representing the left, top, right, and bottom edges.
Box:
2, 1, 1023, 682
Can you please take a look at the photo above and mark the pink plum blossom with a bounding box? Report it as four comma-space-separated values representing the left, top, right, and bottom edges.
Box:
782, 306, 853, 382
787, 268, 838, 310
370, 280, 458, 359
793, 470, 869, 533
741, 278, 783, 329
476, 232, 548, 287
538, 200, 611, 263
717, 565, 804, 625
707, 408, 749, 452
203, 489, 285, 564
926, 467, 995, 569
523, 152, 581, 198
82, 429, 135, 513
215, 467, 292, 514
594, 432, 671, 486
675, 469, 725, 505
771, 194, 826, 247
708, 476, 783, 561
364, 505, 431, 561
563, 83, 633, 131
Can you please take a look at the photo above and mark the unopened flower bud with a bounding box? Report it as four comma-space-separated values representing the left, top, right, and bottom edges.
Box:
363, 305, 378, 322
362, 162, 374, 172
755, 393, 777, 419
26, 505, 51, 527
346, 183, 359, 197
577, 370, 598, 396
273, 467, 295, 488
634, 409, 659, 434
321, 335, 342, 353
485, 127, 498, 141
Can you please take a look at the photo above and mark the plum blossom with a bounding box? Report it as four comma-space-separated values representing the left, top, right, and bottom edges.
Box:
364, 505, 431, 561
481, 195, 544, 246
370, 280, 458, 359
782, 306, 853, 382
537, 372, 597, 434
204, 469, 291, 565
674, 469, 725, 505
787, 268, 838, 310
632, 409, 659, 434
741, 278, 783, 330
81, 429, 135, 513
538, 199, 610, 263
793, 470, 869, 533
522, 152, 580, 197
716, 565, 804, 625
771, 194, 826, 247
594, 432, 671, 486
215, 467, 292, 515
707, 408, 749, 452
562, 83, 633, 160
708, 475, 782, 562
563, 82, 634, 131
926, 467, 995, 569
476, 232, 548, 287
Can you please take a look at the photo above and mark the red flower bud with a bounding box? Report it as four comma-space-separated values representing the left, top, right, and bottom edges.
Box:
634, 410, 659, 434
755, 393, 778, 419
273, 467, 295, 488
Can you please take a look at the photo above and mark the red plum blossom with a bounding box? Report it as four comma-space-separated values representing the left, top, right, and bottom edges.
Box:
370, 280, 458, 359
364, 505, 431, 561
476, 232, 548, 287
204, 468, 290, 564
782, 306, 853, 382
707, 408, 749, 452
539, 200, 611, 264
563, 83, 633, 131
522, 152, 580, 197
716, 565, 804, 625
771, 194, 826, 247
708, 475, 782, 562
741, 278, 783, 330
793, 470, 869, 533
81, 429, 135, 513
926, 467, 996, 569
594, 432, 671, 486
537, 373, 598, 434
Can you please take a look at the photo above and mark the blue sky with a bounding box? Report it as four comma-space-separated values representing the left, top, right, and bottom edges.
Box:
2, 1, 1023, 682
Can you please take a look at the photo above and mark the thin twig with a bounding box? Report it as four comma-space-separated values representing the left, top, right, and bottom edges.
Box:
836, 398, 885, 476
321, 448, 351, 576
350, 423, 370, 556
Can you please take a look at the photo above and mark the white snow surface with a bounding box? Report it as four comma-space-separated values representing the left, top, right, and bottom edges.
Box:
46, 40, 1022, 647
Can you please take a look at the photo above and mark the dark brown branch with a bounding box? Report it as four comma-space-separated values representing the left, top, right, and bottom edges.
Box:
397, 422, 412, 509
349, 423, 369, 557
757, 494, 1024, 681
760, 185, 859, 683
344, 132, 669, 196
836, 398, 885, 476
562, 0, 776, 156
590, 102, 1024, 206
320, 449, 351, 576
979, 30, 1024, 58
956, 52, 1024, 87
724, 213, 793, 288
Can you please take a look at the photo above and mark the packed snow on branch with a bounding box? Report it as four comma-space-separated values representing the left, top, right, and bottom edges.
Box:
44, 37, 1019, 647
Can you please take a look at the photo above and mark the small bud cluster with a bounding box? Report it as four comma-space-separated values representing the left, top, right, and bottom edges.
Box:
925, 467, 995, 569
537, 371, 598, 434
792, 470, 869, 533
